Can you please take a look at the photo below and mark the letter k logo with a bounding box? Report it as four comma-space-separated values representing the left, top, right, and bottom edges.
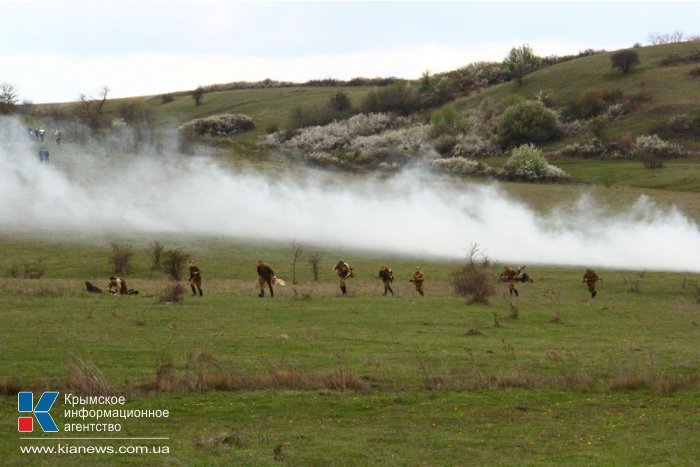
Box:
18, 392, 59, 432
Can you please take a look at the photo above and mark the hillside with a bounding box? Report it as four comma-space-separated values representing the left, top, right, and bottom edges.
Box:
24, 41, 700, 195
457, 41, 700, 146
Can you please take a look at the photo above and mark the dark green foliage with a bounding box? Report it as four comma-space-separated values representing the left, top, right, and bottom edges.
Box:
503, 44, 542, 84
159, 94, 174, 105
192, 86, 205, 106
497, 100, 562, 148
360, 81, 420, 115
659, 50, 700, 66
433, 134, 458, 156
328, 91, 352, 112
651, 113, 700, 137
287, 92, 355, 129
563, 88, 624, 120
0, 82, 18, 114
610, 49, 640, 73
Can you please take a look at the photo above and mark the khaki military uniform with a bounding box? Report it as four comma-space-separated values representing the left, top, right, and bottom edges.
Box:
189, 263, 203, 296
334, 261, 353, 295
582, 269, 600, 298
410, 267, 425, 296
257, 260, 275, 298
378, 266, 394, 296
500, 267, 519, 297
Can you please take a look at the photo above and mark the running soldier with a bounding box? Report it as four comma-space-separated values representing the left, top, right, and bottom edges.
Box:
378, 265, 394, 296
257, 259, 275, 298
500, 266, 520, 297
582, 268, 600, 298
188, 259, 203, 297
410, 266, 424, 296
334, 260, 353, 295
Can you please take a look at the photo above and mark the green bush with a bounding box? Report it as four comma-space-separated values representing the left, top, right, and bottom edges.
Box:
610, 49, 640, 73
497, 100, 561, 148
563, 88, 624, 120
360, 81, 420, 115
429, 105, 469, 138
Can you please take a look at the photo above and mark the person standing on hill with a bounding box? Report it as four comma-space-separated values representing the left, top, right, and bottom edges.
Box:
582, 268, 600, 298
54, 129, 61, 145
188, 259, 203, 297
257, 259, 276, 298
410, 266, 425, 296
334, 260, 353, 295
378, 265, 394, 296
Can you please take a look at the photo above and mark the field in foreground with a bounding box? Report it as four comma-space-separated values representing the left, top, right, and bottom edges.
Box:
1, 236, 699, 465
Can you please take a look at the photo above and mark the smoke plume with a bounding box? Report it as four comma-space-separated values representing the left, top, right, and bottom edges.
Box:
2, 118, 699, 271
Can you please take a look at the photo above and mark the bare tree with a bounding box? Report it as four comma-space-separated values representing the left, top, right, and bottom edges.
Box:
308, 252, 322, 281
287, 240, 304, 285
0, 82, 18, 114
77, 86, 110, 136
648, 31, 686, 45
452, 243, 496, 305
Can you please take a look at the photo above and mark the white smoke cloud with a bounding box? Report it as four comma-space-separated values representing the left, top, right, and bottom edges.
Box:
1, 117, 699, 272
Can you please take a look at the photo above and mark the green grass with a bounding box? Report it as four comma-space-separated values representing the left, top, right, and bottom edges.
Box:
1, 235, 699, 464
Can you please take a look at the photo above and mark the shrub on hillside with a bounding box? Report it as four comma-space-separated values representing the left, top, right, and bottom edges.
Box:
632, 134, 687, 159
360, 81, 420, 115
276, 113, 406, 152
451, 134, 501, 158
651, 114, 700, 137
562, 88, 624, 120
429, 105, 469, 138
347, 125, 431, 156
557, 138, 623, 159
500, 144, 568, 182
179, 114, 255, 138
429, 157, 495, 177
660, 50, 700, 66
433, 134, 458, 156
497, 100, 562, 148
611, 49, 640, 73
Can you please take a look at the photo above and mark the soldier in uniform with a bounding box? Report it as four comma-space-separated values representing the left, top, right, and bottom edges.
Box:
500, 266, 520, 297
107, 277, 138, 295
334, 260, 353, 295
378, 265, 394, 296
188, 259, 203, 297
410, 266, 425, 296
85, 281, 103, 293
582, 268, 600, 298
257, 259, 276, 298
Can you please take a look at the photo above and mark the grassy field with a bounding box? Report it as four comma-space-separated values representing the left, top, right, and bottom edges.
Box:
7, 40, 700, 465
1, 235, 699, 465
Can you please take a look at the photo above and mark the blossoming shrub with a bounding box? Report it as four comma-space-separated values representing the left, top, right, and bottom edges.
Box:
450, 134, 501, 158
429, 157, 495, 177
500, 144, 568, 182
179, 114, 255, 137
632, 134, 687, 159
